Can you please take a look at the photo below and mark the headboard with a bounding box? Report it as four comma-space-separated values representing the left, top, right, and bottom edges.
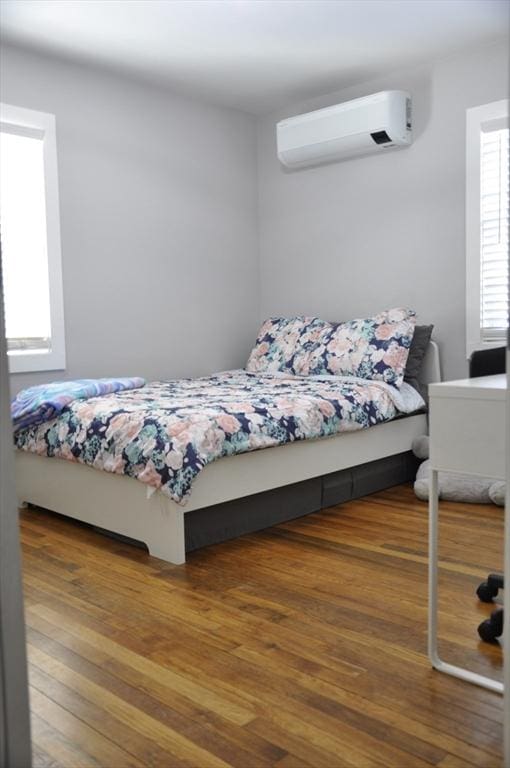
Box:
419, 340, 441, 388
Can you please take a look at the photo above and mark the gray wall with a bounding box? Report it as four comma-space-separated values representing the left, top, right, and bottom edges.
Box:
2, 40, 508, 389
0, 44, 259, 394
256, 41, 509, 380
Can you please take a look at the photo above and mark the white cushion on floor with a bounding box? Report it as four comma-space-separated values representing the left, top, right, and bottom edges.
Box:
414, 460, 504, 505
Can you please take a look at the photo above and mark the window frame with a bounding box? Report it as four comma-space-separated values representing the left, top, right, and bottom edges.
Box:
0, 102, 66, 374
465, 98, 509, 359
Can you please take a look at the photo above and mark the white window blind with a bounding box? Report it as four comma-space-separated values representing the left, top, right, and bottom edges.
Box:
480, 125, 509, 341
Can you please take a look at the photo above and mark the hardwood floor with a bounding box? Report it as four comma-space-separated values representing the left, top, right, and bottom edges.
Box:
20, 484, 504, 767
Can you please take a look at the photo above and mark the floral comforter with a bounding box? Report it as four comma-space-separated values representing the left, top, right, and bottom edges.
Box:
14, 370, 415, 505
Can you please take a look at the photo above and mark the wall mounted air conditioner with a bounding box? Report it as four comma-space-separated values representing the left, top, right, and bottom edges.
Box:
277, 90, 412, 169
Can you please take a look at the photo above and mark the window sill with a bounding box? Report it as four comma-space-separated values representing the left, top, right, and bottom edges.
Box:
8, 349, 66, 374
466, 337, 507, 359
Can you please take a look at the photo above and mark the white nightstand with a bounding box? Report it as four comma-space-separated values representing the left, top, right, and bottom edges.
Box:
428, 374, 506, 694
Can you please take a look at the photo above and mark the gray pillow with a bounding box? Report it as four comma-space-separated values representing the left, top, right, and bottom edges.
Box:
404, 324, 434, 398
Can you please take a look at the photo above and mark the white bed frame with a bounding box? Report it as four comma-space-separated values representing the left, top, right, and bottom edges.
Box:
16, 342, 441, 564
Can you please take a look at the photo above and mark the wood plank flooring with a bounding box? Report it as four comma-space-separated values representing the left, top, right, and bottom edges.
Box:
20, 484, 504, 767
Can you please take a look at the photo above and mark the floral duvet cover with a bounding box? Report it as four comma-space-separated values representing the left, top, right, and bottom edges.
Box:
14, 370, 416, 505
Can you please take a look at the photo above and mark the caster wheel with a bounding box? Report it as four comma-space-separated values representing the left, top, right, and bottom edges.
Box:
476, 581, 498, 603
478, 619, 498, 642
478, 609, 504, 643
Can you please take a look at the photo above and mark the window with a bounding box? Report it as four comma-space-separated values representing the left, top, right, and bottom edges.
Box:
466, 99, 509, 357
0, 103, 65, 373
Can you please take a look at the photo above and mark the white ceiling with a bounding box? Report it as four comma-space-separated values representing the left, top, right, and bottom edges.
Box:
0, 0, 508, 114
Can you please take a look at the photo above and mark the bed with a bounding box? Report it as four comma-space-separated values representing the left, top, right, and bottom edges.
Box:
14, 337, 440, 565
14, 310, 439, 563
